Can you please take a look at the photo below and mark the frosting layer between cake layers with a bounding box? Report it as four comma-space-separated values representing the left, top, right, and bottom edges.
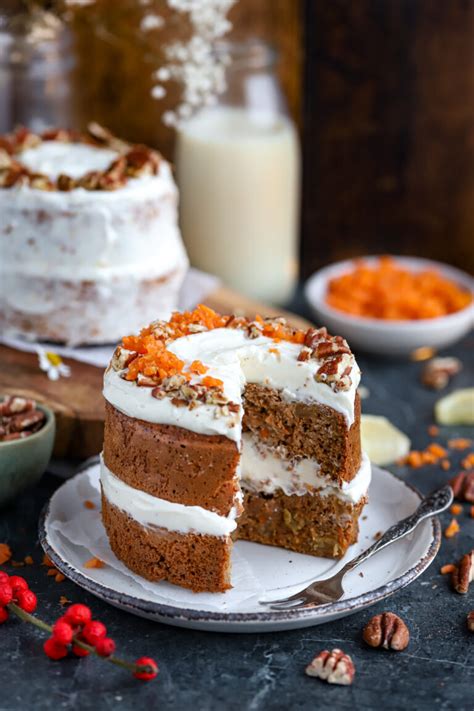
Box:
100, 450, 370, 538
103, 327, 361, 439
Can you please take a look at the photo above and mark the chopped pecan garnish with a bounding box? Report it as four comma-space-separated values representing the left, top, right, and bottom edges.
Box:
304, 327, 328, 349
421, 357, 462, 390
315, 353, 353, 392
57, 174, 76, 191
305, 649, 355, 685
0, 396, 45, 442
110, 346, 136, 372
450, 471, 474, 503
452, 551, 474, 594
362, 612, 410, 651
125, 145, 160, 177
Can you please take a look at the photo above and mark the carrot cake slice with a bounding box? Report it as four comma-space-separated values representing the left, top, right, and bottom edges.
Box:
101, 305, 370, 592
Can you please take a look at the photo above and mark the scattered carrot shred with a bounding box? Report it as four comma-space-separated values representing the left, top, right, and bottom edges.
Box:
11, 560, 24, 568
444, 519, 460, 539
326, 256, 472, 320
42, 554, 54, 568
84, 557, 105, 569
0, 543, 12, 565
440, 564, 456, 575
402, 442, 451, 469
461, 453, 474, 470
83, 500, 96, 510
470, 506, 474, 519
448, 438, 472, 450
59, 596, 71, 606
55, 573, 65, 583
24, 555, 34, 565
411, 346, 436, 362
428, 425, 440, 437
427, 443, 447, 458
269, 347, 280, 356
450, 504, 463, 516
47, 568, 58, 577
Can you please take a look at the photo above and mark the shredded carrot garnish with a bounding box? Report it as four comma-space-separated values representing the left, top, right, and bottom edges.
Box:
326, 256, 472, 320
42, 554, 54, 568
470, 506, 474, 519
444, 519, 460, 538
24, 555, 34, 565
428, 425, 440, 437
84, 557, 105, 569
441, 460, 451, 471
450, 504, 462, 516
0, 543, 12, 565
55, 573, 65, 583
83, 500, 96, 510
440, 564, 456, 575
47, 568, 58, 577
269, 347, 280, 356
59, 596, 71, 606
189, 360, 208, 375
201, 376, 224, 390
448, 438, 472, 450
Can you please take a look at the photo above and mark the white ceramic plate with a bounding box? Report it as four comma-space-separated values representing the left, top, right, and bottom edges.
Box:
304, 256, 473, 356
39, 460, 440, 633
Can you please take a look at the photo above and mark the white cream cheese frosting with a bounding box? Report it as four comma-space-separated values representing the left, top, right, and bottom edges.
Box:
100, 455, 238, 537
20, 141, 120, 179
241, 434, 371, 503
103, 327, 361, 442
0, 137, 189, 344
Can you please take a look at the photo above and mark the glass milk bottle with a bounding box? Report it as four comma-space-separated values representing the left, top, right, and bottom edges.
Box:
176, 40, 300, 305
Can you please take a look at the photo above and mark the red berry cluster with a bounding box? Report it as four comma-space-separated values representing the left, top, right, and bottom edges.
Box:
44, 603, 158, 680
44, 603, 117, 661
0, 570, 158, 682
0, 572, 37, 621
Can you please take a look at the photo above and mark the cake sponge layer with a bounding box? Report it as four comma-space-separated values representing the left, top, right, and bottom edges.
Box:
104, 402, 240, 516
102, 495, 232, 593
237, 489, 366, 558
243, 384, 361, 485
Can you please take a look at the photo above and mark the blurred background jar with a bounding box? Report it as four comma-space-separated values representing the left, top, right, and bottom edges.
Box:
176, 39, 301, 305
0, 5, 76, 133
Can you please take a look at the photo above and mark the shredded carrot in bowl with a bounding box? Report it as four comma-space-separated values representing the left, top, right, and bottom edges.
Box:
325, 256, 472, 320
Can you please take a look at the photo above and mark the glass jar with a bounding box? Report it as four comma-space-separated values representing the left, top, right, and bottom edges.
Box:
176, 39, 301, 305
0, 8, 76, 133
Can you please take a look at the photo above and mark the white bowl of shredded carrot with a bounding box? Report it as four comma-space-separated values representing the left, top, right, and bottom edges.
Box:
305, 256, 473, 356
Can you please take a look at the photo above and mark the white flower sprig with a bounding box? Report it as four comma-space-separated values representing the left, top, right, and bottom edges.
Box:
152, 0, 237, 127
36, 347, 71, 381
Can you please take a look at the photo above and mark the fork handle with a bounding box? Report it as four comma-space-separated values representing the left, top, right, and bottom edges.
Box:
342, 484, 453, 574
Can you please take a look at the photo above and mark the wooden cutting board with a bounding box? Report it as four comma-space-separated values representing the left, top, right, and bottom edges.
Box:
0, 286, 311, 459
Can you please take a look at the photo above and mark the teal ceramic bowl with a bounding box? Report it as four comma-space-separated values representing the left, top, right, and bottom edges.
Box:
0, 403, 55, 507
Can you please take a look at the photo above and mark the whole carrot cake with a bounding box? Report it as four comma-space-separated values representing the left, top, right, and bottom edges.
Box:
101, 305, 370, 593
0, 124, 188, 345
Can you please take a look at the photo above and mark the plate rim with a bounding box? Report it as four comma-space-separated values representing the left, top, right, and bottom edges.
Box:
38, 464, 441, 626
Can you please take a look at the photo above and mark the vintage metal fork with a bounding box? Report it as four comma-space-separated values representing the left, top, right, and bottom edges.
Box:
259, 484, 453, 611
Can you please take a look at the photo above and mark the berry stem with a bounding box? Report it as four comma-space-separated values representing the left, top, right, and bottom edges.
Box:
7, 602, 154, 676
